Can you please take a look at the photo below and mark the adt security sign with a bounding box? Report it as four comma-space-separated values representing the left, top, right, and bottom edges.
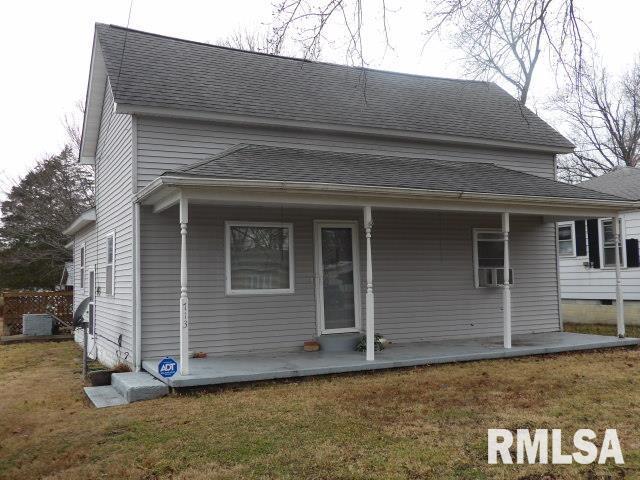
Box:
158, 357, 178, 378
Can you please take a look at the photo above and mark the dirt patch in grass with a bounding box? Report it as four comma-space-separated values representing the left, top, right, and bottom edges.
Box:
0, 335, 639, 479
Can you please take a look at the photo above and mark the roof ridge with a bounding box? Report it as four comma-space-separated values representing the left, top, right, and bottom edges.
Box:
98, 23, 496, 86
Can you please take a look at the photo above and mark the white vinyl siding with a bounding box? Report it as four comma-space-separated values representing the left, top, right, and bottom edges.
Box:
87, 81, 134, 367
140, 206, 559, 359
135, 117, 557, 190
559, 211, 640, 300
73, 224, 97, 345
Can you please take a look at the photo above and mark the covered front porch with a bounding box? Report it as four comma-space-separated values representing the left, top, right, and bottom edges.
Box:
134, 145, 638, 380
143, 331, 639, 387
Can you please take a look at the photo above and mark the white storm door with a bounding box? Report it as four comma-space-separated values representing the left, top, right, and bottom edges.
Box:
314, 221, 361, 334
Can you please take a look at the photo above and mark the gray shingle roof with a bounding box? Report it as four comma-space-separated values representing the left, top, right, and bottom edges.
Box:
164, 144, 623, 202
580, 167, 640, 201
95, 23, 573, 151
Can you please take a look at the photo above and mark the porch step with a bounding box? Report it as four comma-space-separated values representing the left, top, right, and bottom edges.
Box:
111, 372, 169, 403
84, 385, 127, 408
315, 332, 361, 352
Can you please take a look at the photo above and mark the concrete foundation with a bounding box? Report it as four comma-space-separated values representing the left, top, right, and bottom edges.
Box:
562, 301, 640, 326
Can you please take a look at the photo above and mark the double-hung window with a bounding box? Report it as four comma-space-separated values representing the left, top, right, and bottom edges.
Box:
600, 218, 625, 268
79, 244, 86, 290
473, 229, 513, 287
225, 222, 294, 295
105, 233, 115, 295
557, 222, 576, 257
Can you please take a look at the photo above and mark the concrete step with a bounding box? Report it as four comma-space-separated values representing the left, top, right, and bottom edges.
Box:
315, 332, 362, 352
111, 372, 169, 403
84, 385, 127, 408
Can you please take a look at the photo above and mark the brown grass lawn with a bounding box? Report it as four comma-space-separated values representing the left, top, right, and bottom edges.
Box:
0, 325, 639, 480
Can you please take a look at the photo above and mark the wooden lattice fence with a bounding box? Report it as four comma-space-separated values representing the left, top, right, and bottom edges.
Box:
2, 291, 73, 335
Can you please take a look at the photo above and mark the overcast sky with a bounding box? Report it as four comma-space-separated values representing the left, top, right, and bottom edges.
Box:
1, 0, 639, 194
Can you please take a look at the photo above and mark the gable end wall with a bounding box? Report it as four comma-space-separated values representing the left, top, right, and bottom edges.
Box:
73, 80, 134, 367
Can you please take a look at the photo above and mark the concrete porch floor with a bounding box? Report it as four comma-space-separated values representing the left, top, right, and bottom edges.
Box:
142, 332, 640, 388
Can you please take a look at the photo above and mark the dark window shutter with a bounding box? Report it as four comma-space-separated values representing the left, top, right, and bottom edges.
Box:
575, 220, 587, 256
586, 219, 600, 268
626, 238, 639, 267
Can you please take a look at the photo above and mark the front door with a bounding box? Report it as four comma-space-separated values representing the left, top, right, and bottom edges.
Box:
314, 221, 361, 334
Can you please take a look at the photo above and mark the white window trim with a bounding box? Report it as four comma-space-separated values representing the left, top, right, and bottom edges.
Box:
557, 221, 576, 257
472, 228, 512, 288
599, 218, 626, 269
225, 221, 295, 296
79, 243, 86, 291
105, 231, 116, 296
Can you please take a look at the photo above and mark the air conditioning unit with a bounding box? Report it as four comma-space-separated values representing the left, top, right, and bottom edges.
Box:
478, 268, 514, 288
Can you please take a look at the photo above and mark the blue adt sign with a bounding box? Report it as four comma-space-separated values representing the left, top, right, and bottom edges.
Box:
158, 357, 178, 378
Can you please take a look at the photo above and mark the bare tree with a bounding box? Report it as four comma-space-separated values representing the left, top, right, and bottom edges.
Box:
269, 0, 392, 65
555, 57, 640, 182
269, 0, 587, 104
430, 0, 543, 104
61, 100, 85, 159
219, 29, 282, 55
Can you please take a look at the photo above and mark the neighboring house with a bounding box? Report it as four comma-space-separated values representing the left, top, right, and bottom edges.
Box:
57, 262, 74, 291
64, 24, 637, 381
559, 167, 640, 324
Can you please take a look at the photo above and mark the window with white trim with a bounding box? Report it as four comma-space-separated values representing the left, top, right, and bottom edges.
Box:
557, 222, 576, 257
105, 233, 115, 295
79, 244, 86, 290
225, 222, 294, 295
600, 218, 625, 268
473, 229, 513, 288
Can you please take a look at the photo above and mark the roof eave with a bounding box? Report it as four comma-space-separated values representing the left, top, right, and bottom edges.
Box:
63, 208, 97, 236
115, 103, 575, 155
78, 30, 108, 165
136, 175, 636, 212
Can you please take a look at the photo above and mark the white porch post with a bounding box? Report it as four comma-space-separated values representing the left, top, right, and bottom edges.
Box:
364, 206, 375, 361
502, 212, 512, 349
179, 195, 190, 375
614, 215, 625, 338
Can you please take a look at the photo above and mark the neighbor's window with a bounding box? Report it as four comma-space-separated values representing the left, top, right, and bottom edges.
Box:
80, 244, 85, 290
600, 218, 625, 268
557, 222, 575, 257
105, 233, 115, 295
225, 222, 294, 294
473, 229, 513, 288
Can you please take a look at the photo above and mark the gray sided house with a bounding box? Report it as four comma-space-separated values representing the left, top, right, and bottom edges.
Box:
559, 167, 640, 324
65, 23, 638, 385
